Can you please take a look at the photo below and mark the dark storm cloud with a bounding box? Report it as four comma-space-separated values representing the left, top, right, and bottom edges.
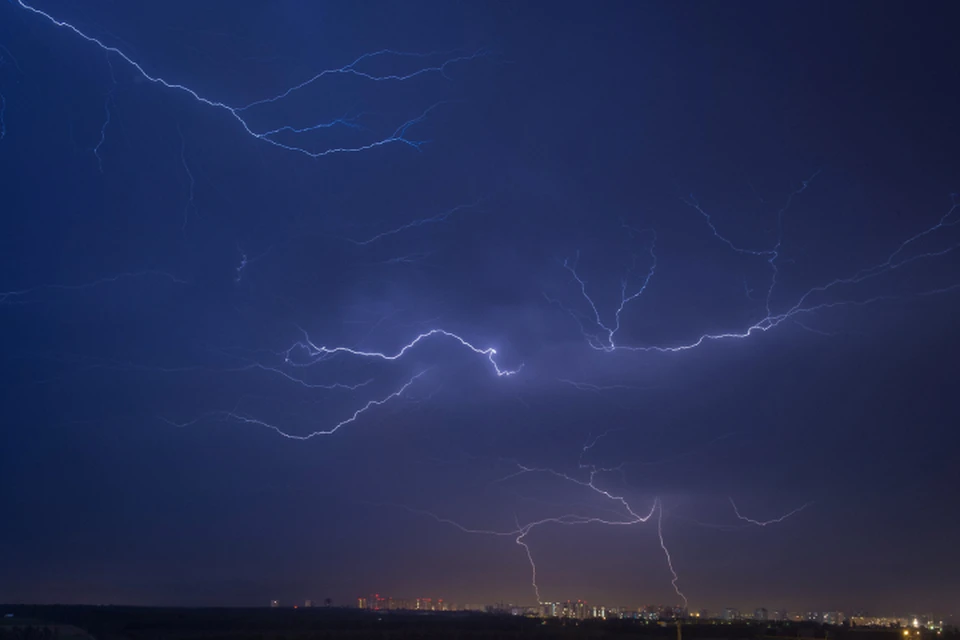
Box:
1, 0, 959, 616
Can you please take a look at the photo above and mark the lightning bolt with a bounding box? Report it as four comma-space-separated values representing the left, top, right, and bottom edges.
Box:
0, 42, 20, 141
389, 431, 693, 606
232, 244, 273, 285
375, 252, 435, 267
348, 200, 485, 246
0, 43, 24, 75
391, 470, 674, 607
13, 1, 489, 158
657, 500, 687, 609
383, 425, 814, 609
548, 228, 657, 352
0, 270, 187, 305
239, 48, 490, 108
234, 249, 248, 285
92, 92, 112, 172
23, 350, 377, 392
513, 515, 541, 605
684, 171, 819, 317
92, 54, 118, 172
161, 326, 521, 441
177, 122, 196, 229
283, 327, 522, 378
554, 189, 959, 354
728, 497, 811, 526
160, 371, 427, 440
559, 379, 655, 393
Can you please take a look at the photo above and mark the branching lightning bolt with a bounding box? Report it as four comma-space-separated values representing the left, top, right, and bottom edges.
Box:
387, 424, 817, 608
393, 468, 675, 606
284, 327, 522, 378
239, 49, 489, 111
555, 186, 960, 354
164, 327, 520, 440
387, 432, 702, 606
684, 171, 819, 317
14, 1, 490, 158
162, 371, 427, 440
546, 228, 657, 351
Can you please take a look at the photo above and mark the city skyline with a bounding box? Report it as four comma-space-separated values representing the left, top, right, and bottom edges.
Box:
308, 597, 951, 628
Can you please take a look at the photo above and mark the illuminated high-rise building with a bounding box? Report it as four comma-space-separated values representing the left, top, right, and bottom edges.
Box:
575, 600, 587, 620
824, 612, 845, 625
755, 608, 768, 622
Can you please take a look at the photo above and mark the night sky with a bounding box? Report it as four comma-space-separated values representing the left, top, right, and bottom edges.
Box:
2, 0, 959, 616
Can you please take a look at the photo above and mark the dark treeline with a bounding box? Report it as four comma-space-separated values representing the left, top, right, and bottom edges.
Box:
0, 627, 60, 640
2, 607, 958, 640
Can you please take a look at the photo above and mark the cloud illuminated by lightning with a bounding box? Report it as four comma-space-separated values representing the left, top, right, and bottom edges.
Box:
13, 0, 952, 605
10, 0, 951, 617
24, 0, 953, 457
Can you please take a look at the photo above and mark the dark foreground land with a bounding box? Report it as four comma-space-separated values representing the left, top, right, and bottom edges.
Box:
2, 607, 956, 640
